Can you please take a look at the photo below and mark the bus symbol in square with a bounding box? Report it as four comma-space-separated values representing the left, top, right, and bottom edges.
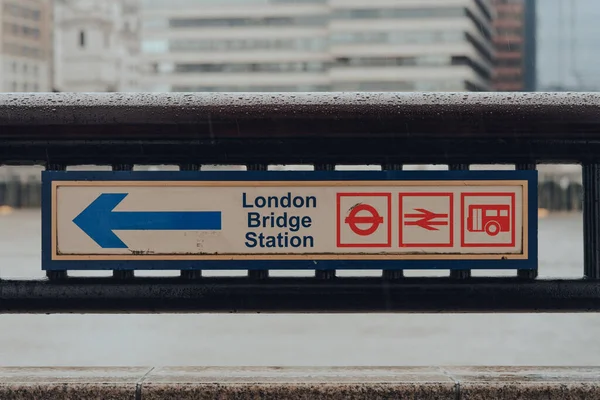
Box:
399, 193, 454, 247
467, 204, 510, 236
461, 193, 516, 247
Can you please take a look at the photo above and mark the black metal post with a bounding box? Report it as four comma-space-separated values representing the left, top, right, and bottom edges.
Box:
314, 163, 337, 280
179, 163, 199, 172
583, 164, 600, 279
112, 270, 135, 280
179, 163, 203, 280
180, 270, 202, 280
448, 164, 471, 279
248, 270, 269, 280
381, 163, 404, 280
45, 162, 68, 281
449, 164, 470, 171
516, 163, 538, 280
247, 164, 270, 280
44, 270, 67, 282
112, 164, 134, 172
46, 163, 66, 172
111, 164, 135, 280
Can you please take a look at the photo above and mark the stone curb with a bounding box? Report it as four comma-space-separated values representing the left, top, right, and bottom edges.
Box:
0, 367, 598, 399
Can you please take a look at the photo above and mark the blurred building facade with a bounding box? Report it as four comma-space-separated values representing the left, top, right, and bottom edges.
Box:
0, 0, 53, 92
491, 0, 535, 91
53, 0, 140, 92
537, 0, 600, 91
140, 0, 493, 92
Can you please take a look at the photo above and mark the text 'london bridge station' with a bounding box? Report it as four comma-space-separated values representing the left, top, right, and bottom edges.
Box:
43, 170, 537, 272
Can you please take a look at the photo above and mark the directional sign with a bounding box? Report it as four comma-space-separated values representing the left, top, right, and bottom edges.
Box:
42, 170, 537, 271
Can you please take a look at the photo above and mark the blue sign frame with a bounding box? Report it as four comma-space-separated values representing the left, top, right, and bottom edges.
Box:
42, 170, 538, 271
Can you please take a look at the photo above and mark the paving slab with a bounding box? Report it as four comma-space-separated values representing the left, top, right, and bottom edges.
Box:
140, 367, 456, 400
0, 367, 151, 400
444, 366, 600, 400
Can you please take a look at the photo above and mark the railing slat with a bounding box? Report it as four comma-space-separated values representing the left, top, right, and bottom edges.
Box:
516, 163, 539, 280
448, 164, 471, 279
179, 163, 203, 280
314, 164, 337, 280
44, 162, 68, 281
381, 163, 404, 280
246, 164, 270, 280
583, 164, 600, 279
110, 164, 135, 280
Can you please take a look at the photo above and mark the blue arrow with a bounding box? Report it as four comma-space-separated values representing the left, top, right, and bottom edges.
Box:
73, 193, 222, 249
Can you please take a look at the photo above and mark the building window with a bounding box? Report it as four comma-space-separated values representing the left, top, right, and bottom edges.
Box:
143, 17, 167, 29
330, 30, 463, 46
21, 26, 40, 39
33, 65, 38, 75
173, 61, 329, 74
169, 37, 327, 52
168, 15, 326, 28
171, 84, 329, 92
334, 7, 464, 19
79, 30, 85, 48
142, 39, 168, 53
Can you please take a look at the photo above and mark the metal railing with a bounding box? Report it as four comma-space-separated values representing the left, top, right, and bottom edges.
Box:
0, 92, 599, 313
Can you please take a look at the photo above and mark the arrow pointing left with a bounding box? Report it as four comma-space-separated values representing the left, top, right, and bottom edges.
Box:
72, 193, 222, 249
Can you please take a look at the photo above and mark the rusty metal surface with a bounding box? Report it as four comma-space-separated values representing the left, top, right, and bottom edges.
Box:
2, 277, 600, 313
1, 367, 599, 400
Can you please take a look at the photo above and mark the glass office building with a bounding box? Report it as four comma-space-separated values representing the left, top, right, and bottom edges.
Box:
140, 0, 494, 92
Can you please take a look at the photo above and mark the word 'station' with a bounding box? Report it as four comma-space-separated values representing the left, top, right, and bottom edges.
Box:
43, 171, 537, 271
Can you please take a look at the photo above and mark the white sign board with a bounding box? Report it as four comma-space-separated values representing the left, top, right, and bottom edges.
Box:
42, 171, 537, 271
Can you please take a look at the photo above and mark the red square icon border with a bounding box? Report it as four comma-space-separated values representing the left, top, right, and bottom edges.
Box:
460, 192, 516, 248
399, 193, 454, 248
336, 192, 392, 248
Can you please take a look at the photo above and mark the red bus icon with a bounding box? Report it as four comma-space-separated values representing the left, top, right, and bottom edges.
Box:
466, 204, 510, 237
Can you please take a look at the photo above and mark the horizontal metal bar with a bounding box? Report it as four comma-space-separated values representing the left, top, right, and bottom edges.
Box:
0, 93, 599, 134
0, 93, 597, 164
1, 278, 599, 313
0, 138, 598, 165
